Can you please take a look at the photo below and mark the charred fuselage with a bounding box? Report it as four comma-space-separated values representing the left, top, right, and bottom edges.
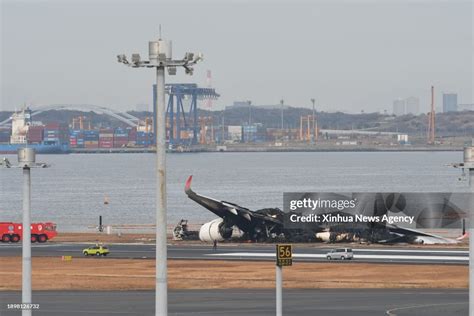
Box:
185, 176, 460, 244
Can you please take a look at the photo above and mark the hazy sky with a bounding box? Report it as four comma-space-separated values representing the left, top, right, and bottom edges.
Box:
1, 0, 472, 113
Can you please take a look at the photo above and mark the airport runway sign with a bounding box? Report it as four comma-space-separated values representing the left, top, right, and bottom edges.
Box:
276, 244, 292, 267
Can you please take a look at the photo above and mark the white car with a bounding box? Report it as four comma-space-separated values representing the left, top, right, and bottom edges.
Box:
326, 248, 354, 260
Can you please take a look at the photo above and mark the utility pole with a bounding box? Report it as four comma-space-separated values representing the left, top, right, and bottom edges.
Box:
452, 143, 474, 316
118, 35, 202, 316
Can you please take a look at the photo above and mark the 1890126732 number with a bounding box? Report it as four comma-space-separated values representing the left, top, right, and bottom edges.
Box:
7, 303, 40, 310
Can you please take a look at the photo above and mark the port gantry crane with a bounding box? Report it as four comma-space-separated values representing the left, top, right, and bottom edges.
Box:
153, 83, 219, 145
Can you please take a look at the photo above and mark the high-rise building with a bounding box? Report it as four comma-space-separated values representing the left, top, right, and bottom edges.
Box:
392, 99, 406, 116
443, 93, 458, 112
405, 96, 420, 115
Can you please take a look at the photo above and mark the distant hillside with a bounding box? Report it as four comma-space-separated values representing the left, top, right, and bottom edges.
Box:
1, 108, 473, 137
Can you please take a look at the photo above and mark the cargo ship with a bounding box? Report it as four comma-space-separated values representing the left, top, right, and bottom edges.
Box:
0, 108, 69, 154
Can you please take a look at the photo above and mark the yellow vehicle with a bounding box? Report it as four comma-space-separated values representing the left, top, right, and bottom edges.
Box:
82, 245, 109, 257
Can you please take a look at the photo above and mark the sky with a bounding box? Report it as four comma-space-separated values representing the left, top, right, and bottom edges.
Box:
1, 0, 472, 113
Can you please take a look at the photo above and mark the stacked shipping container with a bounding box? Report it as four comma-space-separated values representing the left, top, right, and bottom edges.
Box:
241, 124, 267, 143
99, 129, 114, 148
127, 127, 137, 147
26, 126, 44, 144
84, 130, 99, 148
69, 130, 84, 148
43, 122, 69, 145
113, 128, 128, 148
242, 125, 257, 143
136, 131, 154, 146
69, 127, 155, 149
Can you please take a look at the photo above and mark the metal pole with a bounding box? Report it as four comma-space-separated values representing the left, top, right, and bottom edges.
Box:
276, 265, 282, 316
155, 66, 168, 316
118, 37, 202, 316
470, 167, 474, 316
22, 166, 32, 316
153, 84, 158, 146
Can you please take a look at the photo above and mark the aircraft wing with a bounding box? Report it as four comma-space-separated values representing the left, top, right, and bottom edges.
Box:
385, 225, 457, 244
184, 175, 281, 228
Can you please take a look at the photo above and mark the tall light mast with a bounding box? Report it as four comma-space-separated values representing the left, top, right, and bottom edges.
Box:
1, 148, 50, 316
118, 35, 202, 316
452, 144, 474, 316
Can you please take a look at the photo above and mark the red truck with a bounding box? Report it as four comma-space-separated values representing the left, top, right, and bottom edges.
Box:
0, 222, 57, 243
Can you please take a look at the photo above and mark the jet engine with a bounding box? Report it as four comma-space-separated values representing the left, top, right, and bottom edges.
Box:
315, 232, 331, 242
199, 218, 233, 242
315, 231, 352, 242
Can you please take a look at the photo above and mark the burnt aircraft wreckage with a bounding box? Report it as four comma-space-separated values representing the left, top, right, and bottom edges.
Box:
184, 176, 465, 244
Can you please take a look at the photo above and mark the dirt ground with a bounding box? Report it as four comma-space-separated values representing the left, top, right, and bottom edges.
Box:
0, 257, 467, 291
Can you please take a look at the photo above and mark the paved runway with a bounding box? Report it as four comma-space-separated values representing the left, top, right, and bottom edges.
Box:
0, 289, 467, 315
0, 242, 468, 265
